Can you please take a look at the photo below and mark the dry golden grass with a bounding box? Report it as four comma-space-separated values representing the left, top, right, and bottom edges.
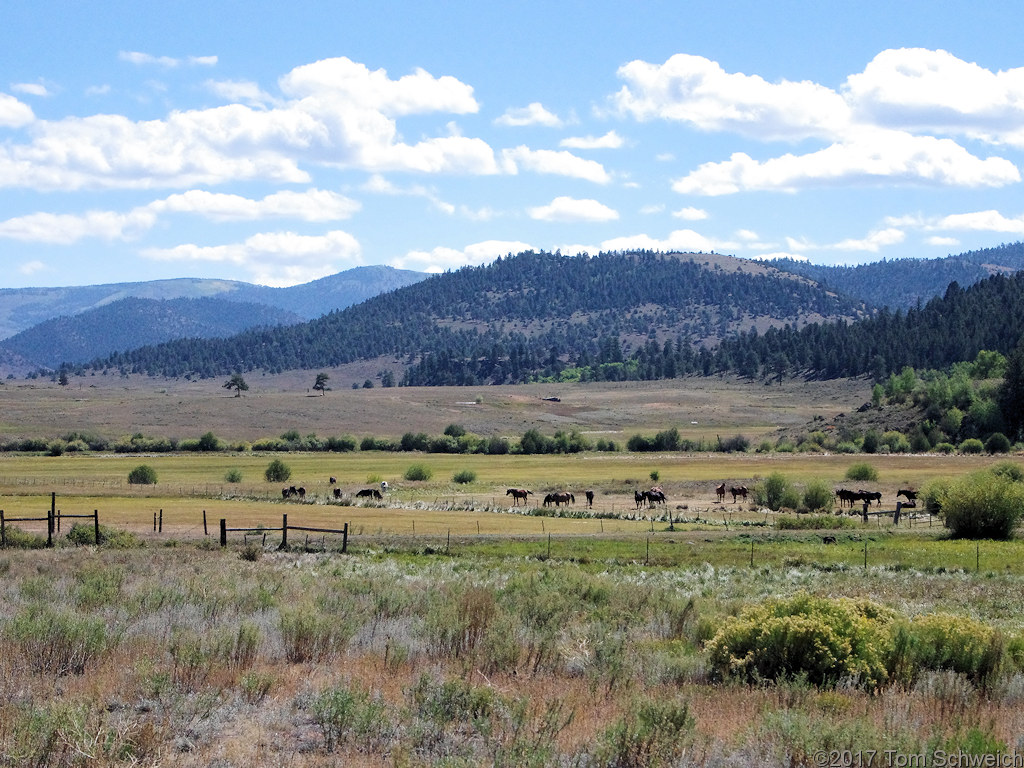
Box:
0, 373, 869, 442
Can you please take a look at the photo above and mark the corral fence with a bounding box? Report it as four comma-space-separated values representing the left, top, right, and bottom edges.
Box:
219, 513, 349, 552
0, 492, 100, 548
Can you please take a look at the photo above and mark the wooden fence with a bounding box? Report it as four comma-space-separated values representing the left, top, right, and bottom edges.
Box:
220, 513, 348, 552
1, 492, 100, 548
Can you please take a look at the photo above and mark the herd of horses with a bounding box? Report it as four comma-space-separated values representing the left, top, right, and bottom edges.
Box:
835, 488, 917, 508
715, 483, 748, 503
285, 477, 388, 502
506, 488, 596, 508
634, 487, 667, 509
506, 487, 666, 510
284, 476, 916, 514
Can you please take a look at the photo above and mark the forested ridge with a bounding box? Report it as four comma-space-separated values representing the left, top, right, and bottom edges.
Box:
771, 242, 1024, 309
80, 249, 1024, 385
1, 297, 301, 369
716, 273, 1024, 381
86, 251, 865, 381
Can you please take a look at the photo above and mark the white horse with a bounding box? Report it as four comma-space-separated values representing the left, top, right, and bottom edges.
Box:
380, 481, 389, 492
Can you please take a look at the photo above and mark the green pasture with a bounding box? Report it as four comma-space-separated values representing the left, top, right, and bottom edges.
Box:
376, 528, 1024, 574
0, 448, 1012, 494
0, 449, 1021, 545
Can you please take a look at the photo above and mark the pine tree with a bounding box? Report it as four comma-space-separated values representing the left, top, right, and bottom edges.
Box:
998, 340, 1024, 440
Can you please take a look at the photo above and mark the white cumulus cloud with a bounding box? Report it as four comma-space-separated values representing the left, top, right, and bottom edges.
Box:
0, 93, 34, 127
935, 209, 1024, 234
389, 240, 533, 273
279, 57, 478, 116
0, 57, 499, 191
142, 229, 362, 286
501, 146, 610, 183
560, 131, 624, 150
672, 130, 1020, 195
119, 51, 217, 68
844, 48, 1024, 144
598, 229, 721, 254
496, 102, 563, 127
672, 206, 708, 221
18, 260, 47, 276
613, 53, 851, 142
0, 209, 156, 244
12, 82, 50, 97
528, 196, 618, 222
0, 188, 359, 244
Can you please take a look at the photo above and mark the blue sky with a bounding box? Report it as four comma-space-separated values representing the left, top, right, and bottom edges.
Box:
3, 1, 1024, 288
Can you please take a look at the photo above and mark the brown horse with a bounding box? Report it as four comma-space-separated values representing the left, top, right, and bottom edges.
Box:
730, 486, 748, 503
897, 489, 917, 501
584, 489, 594, 508
716, 483, 726, 502
506, 488, 531, 506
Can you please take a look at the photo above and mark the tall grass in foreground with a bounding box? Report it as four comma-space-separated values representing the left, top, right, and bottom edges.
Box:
2, 543, 1024, 765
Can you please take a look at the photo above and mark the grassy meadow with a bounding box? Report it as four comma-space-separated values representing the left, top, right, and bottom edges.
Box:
4, 376, 1024, 765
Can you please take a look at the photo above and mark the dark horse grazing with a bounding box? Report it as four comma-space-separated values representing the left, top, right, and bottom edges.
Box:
584, 490, 594, 508
643, 488, 667, 507
730, 486, 748, 503
356, 488, 382, 499
544, 492, 573, 507
897, 489, 918, 501
859, 489, 882, 506
716, 483, 726, 502
836, 488, 859, 508
506, 488, 531, 506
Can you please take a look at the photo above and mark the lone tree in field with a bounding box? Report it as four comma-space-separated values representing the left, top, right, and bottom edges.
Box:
313, 372, 330, 395
224, 373, 249, 397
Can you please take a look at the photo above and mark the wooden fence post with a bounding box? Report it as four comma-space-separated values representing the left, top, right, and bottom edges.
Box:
1, 510, 5, 548
93, 510, 100, 545
220, 519, 227, 547
47, 508, 53, 548
342, 522, 348, 553
280, 514, 288, 549
203, 510, 207, 536
159, 509, 162, 534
